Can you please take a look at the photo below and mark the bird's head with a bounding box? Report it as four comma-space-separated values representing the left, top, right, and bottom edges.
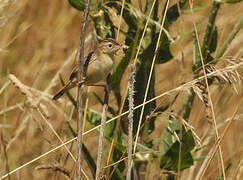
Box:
98, 38, 123, 55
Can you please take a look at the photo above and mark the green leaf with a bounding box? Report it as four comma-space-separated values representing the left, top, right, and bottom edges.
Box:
103, 9, 116, 38
182, 89, 195, 120
93, 7, 116, 39
163, 119, 180, 152
68, 0, 85, 11
192, 32, 201, 73
85, 105, 116, 138
82, 142, 96, 177
86, 110, 101, 126
140, 32, 173, 65
106, 1, 138, 30
208, 26, 218, 54
84, 110, 126, 153
160, 125, 195, 171
166, 0, 188, 25
110, 133, 126, 179
192, 26, 217, 73
140, 0, 188, 65
201, 1, 220, 61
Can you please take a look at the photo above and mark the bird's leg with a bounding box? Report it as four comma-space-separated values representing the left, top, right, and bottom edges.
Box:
86, 84, 106, 88
103, 73, 112, 107
106, 73, 112, 93
77, 77, 86, 86
81, 74, 113, 90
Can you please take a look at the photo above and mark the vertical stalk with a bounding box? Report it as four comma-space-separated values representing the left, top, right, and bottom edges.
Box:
95, 86, 109, 179
76, 1, 91, 179
126, 65, 135, 180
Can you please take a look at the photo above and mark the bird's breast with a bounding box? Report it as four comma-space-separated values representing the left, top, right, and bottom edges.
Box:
85, 54, 114, 85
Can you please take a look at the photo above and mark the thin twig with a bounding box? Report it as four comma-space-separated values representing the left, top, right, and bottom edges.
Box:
76, 0, 91, 179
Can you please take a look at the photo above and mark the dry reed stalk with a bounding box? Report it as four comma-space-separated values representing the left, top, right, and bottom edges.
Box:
189, 1, 226, 178
126, 65, 135, 180
0, 103, 24, 116
195, 100, 240, 180
95, 105, 107, 179
233, 158, 243, 180
7, 74, 46, 150
76, 0, 91, 179
0, 81, 10, 96
96, 85, 109, 179
8, 74, 77, 161
9, 74, 41, 109
6, 115, 30, 151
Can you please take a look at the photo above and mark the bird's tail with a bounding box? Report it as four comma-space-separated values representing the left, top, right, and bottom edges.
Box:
52, 81, 73, 100
53, 88, 66, 100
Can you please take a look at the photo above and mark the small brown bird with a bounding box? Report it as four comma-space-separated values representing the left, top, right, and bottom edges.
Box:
53, 38, 124, 100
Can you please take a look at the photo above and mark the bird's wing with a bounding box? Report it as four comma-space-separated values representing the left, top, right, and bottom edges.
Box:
69, 51, 95, 80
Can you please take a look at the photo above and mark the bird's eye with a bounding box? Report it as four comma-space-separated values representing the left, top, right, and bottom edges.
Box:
108, 43, 113, 48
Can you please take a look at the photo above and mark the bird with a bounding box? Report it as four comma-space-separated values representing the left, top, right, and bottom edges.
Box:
52, 38, 125, 100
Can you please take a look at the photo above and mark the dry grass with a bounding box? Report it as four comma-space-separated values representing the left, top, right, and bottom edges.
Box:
0, 0, 242, 179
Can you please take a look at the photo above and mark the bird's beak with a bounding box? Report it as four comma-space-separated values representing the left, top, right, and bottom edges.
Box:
122, 45, 129, 53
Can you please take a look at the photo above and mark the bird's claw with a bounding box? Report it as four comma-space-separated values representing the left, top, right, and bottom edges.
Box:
78, 77, 86, 86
